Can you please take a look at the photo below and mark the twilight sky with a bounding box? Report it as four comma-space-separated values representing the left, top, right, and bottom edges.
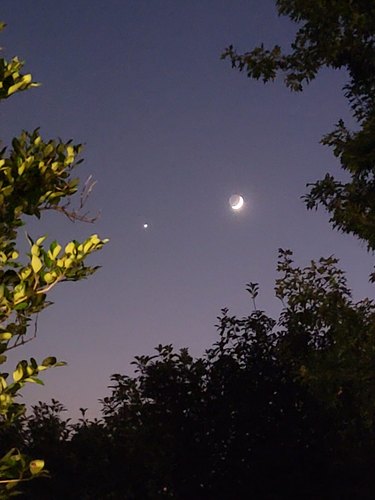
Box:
1, 0, 374, 419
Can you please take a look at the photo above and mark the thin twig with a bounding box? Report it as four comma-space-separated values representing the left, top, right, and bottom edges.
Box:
6, 314, 38, 351
36, 276, 64, 295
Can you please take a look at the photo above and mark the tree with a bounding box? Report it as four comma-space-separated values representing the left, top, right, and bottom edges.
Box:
4, 3, 375, 498
0, 23, 108, 497
222, 0, 375, 261
95, 255, 375, 499
16, 253, 375, 499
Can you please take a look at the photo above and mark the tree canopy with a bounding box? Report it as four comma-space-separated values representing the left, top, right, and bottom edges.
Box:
0, 23, 107, 497
13, 252, 375, 498
222, 0, 375, 260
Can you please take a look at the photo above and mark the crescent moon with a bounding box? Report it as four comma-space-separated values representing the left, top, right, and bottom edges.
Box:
230, 195, 244, 210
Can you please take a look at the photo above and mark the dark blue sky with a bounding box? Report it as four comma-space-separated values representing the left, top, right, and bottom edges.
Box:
2, 1, 373, 418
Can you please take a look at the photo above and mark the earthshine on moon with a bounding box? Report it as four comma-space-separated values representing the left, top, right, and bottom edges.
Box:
229, 194, 244, 211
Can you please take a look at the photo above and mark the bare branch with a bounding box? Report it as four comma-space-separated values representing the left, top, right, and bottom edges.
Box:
41, 175, 100, 223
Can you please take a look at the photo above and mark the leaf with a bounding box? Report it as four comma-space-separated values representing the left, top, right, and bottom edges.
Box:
44, 143, 54, 156
7, 81, 23, 96
18, 162, 26, 175
13, 365, 23, 383
31, 255, 42, 273
13, 282, 27, 303
31, 244, 40, 256
29, 459, 44, 475
64, 241, 75, 254
23, 377, 44, 385
43, 272, 55, 284
36, 236, 47, 246
50, 243, 62, 259
55, 361, 67, 367
19, 267, 32, 280
66, 145, 75, 164
14, 302, 28, 310
41, 356, 57, 367
25, 233, 34, 246
22, 73, 32, 85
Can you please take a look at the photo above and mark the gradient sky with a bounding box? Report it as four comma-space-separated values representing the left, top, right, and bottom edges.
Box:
1, 0, 374, 419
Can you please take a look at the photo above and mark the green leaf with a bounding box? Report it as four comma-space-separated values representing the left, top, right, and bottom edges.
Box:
41, 356, 57, 367
65, 241, 75, 254
31, 244, 40, 256
29, 459, 44, 475
36, 235, 47, 246
13, 302, 28, 311
31, 255, 42, 273
7, 81, 23, 96
23, 377, 44, 385
55, 361, 67, 368
13, 365, 23, 383
43, 272, 55, 284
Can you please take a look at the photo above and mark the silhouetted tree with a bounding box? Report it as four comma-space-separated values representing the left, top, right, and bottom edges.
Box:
17, 252, 375, 499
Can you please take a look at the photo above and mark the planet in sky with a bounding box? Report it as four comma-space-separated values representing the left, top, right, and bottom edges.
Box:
143, 223, 149, 229
229, 194, 244, 211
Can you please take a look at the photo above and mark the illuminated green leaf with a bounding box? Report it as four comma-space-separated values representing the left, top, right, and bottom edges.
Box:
24, 377, 44, 385
31, 244, 40, 256
31, 254, 42, 273
65, 241, 75, 254
43, 272, 56, 284
12, 365, 23, 383
29, 459, 44, 475
36, 235, 47, 246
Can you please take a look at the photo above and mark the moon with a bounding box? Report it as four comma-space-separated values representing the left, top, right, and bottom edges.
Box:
229, 194, 244, 211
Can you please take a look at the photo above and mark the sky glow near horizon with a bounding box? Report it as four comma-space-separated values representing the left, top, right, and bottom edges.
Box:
1, 0, 374, 420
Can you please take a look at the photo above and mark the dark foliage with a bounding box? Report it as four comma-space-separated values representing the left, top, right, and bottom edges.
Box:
222, 0, 375, 260
12, 251, 375, 499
